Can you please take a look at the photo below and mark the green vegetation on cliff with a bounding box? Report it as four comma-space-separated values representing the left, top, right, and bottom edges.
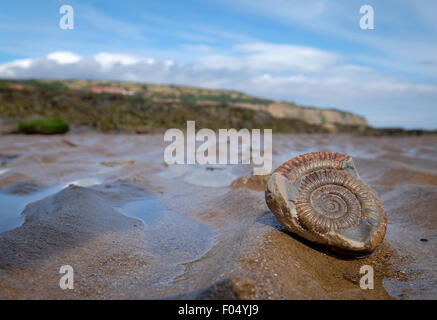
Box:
0, 86, 339, 133
4, 79, 430, 135
0, 79, 368, 129
17, 118, 69, 134
1, 79, 431, 135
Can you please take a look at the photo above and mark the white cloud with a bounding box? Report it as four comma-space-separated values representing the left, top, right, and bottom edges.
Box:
199, 42, 339, 73
217, 0, 437, 83
94, 52, 142, 70
0, 58, 33, 77
164, 60, 174, 67
47, 51, 82, 64
237, 42, 339, 72
251, 72, 437, 99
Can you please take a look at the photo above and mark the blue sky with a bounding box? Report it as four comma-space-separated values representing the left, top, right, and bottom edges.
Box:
0, 0, 436, 129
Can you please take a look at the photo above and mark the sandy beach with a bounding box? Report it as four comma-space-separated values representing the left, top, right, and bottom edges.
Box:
0, 133, 435, 299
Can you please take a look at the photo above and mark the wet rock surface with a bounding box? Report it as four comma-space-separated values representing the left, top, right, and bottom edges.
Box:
0, 133, 435, 299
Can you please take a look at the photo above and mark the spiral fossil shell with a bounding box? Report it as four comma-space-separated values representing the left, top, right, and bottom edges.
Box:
265, 152, 387, 255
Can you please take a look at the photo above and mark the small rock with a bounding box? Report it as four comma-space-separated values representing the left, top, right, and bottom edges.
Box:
101, 160, 135, 167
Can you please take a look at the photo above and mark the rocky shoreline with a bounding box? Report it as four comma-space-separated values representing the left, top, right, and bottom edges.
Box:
0, 133, 436, 299
2, 82, 436, 136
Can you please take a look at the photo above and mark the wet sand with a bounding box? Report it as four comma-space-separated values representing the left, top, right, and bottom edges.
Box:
0, 133, 435, 299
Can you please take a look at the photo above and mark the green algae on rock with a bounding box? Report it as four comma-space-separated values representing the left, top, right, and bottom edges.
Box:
17, 118, 69, 134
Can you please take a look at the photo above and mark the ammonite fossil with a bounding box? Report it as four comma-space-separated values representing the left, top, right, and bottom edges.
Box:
265, 152, 387, 256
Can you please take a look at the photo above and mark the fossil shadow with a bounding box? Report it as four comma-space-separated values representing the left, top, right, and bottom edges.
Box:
255, 210, 374, 260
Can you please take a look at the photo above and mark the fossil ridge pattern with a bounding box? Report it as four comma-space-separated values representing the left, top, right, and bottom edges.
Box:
265, 152, 387, 255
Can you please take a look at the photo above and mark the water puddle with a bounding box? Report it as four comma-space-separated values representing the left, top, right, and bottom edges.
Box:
0, 177, 215, 268
118, 197, 215, 265
158, 163, 250, 188
0, 178, 101, 234
182, 167, 240, 187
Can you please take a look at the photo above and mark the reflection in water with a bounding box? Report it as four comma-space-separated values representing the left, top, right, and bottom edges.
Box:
118, 197, 215, 264
0, 178, 101, 234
